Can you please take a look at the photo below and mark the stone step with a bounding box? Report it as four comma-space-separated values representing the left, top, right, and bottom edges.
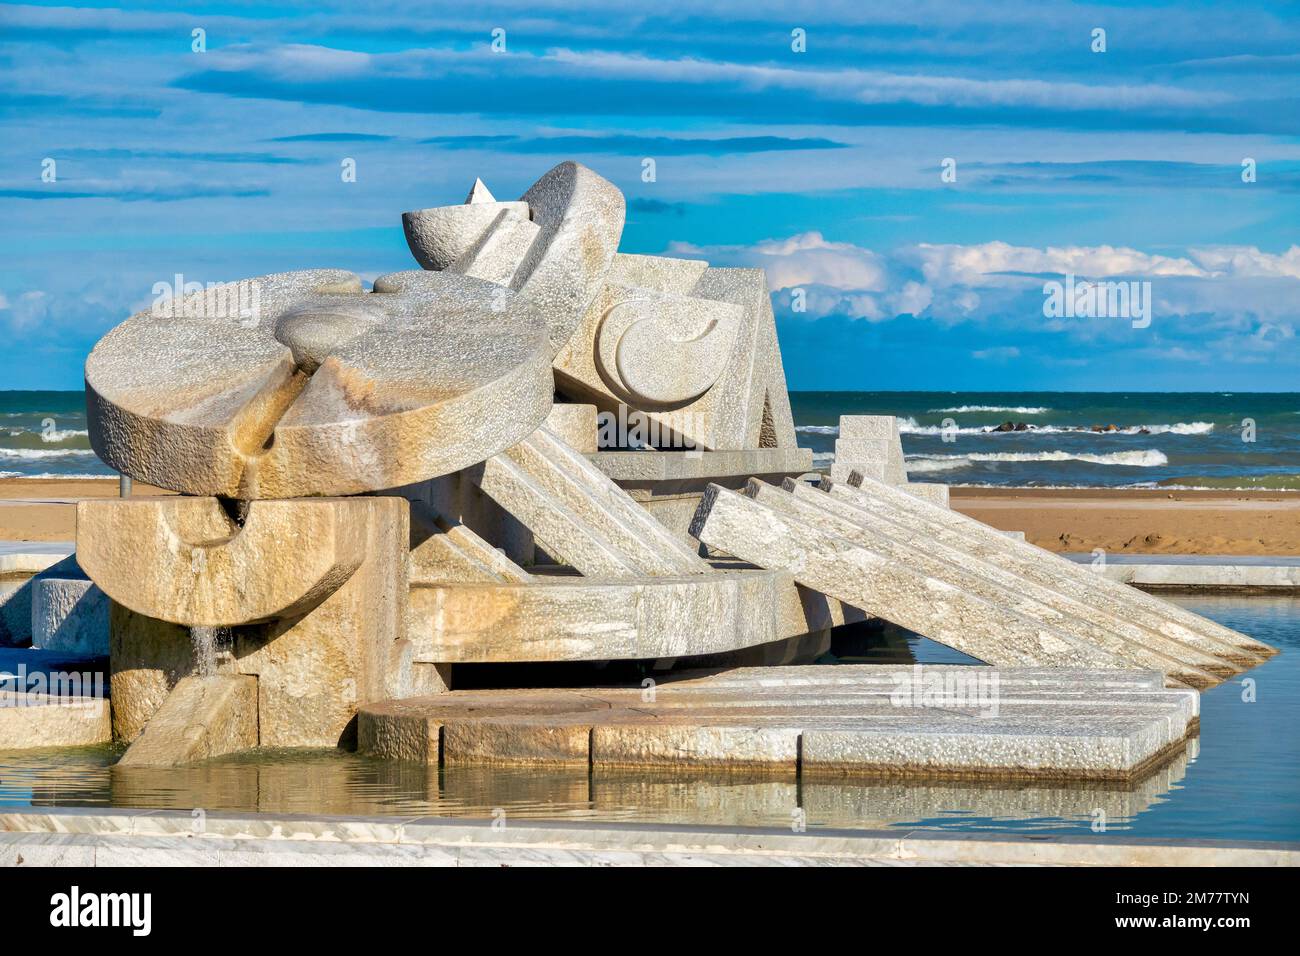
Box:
775, 479, 1232, 686
689, 483, 1126, 671
357, 665, 1198, 781
0, 692, 110, 749
670, 663, 1171, 691
834, 471, 1275, 665
478, 426, 709, 577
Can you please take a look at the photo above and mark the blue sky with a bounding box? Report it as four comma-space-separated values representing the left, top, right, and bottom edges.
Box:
1, 0, 1298, 391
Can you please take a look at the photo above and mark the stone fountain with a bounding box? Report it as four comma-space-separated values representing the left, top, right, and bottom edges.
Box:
8, 161, 1276, 778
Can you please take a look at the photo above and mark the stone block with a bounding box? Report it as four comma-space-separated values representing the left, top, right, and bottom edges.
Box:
98, 496, 410, 750
838, 416, 901, 440
0, 691, 110, 749
543, 403, 597, 454
116, 675, 258, 767
31, 557, 108, 657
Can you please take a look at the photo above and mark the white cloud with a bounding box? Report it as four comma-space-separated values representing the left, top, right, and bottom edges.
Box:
667, 231, 889, 291
907, 241, 1208, 285
1189, 245, 1300, 279
971, 346, 1020, 361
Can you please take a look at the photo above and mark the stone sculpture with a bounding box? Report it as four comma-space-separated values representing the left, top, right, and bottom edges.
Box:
3, 161, 1272, 780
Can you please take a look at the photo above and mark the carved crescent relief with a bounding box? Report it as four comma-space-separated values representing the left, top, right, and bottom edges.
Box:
594, 294, 743, 407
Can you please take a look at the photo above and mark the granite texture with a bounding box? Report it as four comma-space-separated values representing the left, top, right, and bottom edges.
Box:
86, 269, 553, 498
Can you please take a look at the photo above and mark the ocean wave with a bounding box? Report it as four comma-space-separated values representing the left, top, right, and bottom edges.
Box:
810, 452, 836, 465
795, 425, 840, 435
898, 421, 1214, 436
0, 472, 115, 480
905, 449, 1169, 471
0, 447, 99, 460
928, 405, 1050, 414
42, 428, 89, 442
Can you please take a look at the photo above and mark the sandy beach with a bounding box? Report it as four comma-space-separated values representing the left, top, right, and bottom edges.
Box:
950, 486, 1300, 555
2, 477, 1297, 555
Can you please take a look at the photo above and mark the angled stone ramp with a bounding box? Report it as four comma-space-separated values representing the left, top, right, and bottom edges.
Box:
688, 483, 1127, 671
475, 426, 711, 577
357, 665, 1198, 780
409, 518, 533, 586
768, 480, 1230, 687
834, 472, 1275, 667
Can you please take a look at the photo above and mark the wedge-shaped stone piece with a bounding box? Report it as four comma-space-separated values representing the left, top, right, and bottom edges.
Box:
514, 161, 626, 355
86, 269, 553, 498
116, 674, 258, 768
774, 479, 1228, 687
835, 472, 1276, 665
77, 497, 367, 627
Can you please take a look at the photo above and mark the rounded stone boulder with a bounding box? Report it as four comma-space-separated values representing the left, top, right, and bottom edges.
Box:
86, 269, 554, 498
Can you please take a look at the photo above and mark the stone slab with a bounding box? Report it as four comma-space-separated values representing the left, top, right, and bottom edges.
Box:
776, 480, 1229, 687
590, 447, 813, 482
408, 566, 861, 663
690, 483, 1124, 671
0, 690, 110, 749
357, 664, 1197, 781
475, 427, 710, 577
835, 472, 1276, 665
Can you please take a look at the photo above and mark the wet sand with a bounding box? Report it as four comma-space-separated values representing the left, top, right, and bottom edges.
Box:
2, 478, 1299, 555
949, 486, 1300, 555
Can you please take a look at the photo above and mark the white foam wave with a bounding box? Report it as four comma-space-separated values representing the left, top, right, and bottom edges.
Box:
899, 421, 1213, 436
905, 449, 1169, 470
795, 425, 840, 435
0, 447, 98, 460
0, 472, 115, 480
929, 405, 1050, 414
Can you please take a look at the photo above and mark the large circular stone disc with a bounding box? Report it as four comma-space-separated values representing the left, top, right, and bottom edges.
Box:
86, 269, 553, 498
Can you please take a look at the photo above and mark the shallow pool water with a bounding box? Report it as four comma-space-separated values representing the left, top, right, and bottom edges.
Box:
1, 595, 1296, 841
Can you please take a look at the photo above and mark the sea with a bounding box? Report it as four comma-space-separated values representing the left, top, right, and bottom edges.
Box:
2, 390, 1299, 490
792, 391, 1300, 490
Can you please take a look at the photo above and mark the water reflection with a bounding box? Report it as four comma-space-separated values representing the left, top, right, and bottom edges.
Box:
0, 740, 1193, 834
0, 594, 1295, 840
